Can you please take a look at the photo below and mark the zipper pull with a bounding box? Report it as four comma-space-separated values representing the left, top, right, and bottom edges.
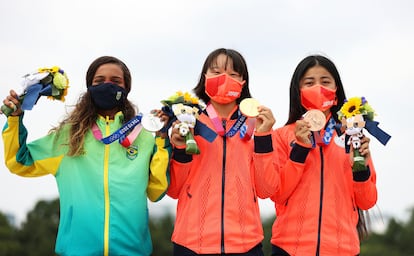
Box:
222, 119, 226, 131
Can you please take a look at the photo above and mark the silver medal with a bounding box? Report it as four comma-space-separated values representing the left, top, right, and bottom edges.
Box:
141, 113, 164, 132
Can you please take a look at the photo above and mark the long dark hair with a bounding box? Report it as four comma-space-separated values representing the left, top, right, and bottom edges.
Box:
193, 48, 251, 105
285, 54, 346, 125
53, 56, 137, 156
287, 54, 371, 240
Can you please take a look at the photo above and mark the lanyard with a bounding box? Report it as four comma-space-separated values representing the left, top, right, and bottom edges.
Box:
206, 103, 252, 139
92, 114, 143, 148
322, 117, 337, 144
311, 116, 336, 147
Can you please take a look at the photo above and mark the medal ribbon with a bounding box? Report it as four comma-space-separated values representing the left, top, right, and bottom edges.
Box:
322, 117, 337, 144
239, 117, 255, 140
311, 116, 336, 147
206, 103, 225, 136
364, 119, 391, 146
206, 103, 249, 138
92, 114, 143, 147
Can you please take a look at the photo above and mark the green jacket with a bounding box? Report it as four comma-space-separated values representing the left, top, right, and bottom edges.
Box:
2, 112, 171, 256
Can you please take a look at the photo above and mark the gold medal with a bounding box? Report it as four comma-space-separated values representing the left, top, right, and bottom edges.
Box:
303, 109, 326, 131
240, 98, 260, 117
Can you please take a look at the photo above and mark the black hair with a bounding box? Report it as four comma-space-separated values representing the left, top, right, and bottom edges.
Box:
286, 54, 346, 125
193, 48, 251, 104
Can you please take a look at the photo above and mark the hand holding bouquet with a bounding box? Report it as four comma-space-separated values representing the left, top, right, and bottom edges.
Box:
1, 66, 69, 116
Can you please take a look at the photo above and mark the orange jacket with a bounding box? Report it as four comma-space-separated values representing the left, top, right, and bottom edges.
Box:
167, 108, 277, 254
269, 124, 377, 256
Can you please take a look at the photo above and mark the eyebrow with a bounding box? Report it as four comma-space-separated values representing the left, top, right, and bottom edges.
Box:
302, 76, 332, 80
302, 77, 315, 80
93, 75, 123, 80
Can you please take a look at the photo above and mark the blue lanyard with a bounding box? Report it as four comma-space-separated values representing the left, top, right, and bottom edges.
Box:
311, 117, 336, 147
99, 114, 143, 144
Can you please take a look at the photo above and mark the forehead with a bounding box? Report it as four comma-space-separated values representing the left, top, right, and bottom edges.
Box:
94, 63, 123, 77
302, 65, 333, 79
210, 54, 234, 69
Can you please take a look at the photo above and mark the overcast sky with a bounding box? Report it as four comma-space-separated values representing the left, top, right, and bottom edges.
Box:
0, 0, 412, 228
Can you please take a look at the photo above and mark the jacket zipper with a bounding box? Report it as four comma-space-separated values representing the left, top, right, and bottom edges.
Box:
221, 119, 227, 254
103, 119, 111, 256
315, 146, 324, 256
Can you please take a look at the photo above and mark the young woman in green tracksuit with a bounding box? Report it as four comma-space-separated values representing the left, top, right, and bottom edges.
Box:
1, 56, 172, 256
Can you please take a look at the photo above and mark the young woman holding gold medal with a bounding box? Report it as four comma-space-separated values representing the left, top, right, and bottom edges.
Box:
167, 48, 278, 255
1, 56, 171, 256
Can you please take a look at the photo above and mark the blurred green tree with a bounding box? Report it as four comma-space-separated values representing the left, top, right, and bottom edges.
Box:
150, 212, 174, 255
361, 207, 414, 256
2, 198, 414, 256
18, 198, 59, 256
0, 212, 23, 255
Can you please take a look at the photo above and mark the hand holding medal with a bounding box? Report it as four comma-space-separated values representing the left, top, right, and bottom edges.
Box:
302, 109, 326, 131
141, 111, 165, 132
1, 66, 69, 116
239, 98, 276, 135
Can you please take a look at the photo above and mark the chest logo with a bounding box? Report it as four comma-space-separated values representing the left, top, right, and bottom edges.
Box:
126, 145, 138, 160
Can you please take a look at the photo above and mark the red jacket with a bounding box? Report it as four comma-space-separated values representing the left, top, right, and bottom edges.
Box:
269, 124, 377, 256
167, 107, 277, 254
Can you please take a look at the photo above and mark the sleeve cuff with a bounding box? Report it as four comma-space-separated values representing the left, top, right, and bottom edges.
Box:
290, 143, 311, 163
254, 134, 273, 153
155, 135, 171, 148
7, 115, 22, 124
173, 147, 193, 163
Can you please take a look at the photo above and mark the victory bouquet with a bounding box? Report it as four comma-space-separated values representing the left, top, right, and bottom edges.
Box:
1, 66, 69, 116
161, 91, 203, 154
338, 96, 391, 171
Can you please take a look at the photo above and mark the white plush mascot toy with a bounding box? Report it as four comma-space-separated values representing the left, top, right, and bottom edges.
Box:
172, 103, 200, 154
161, 91, 203, 154
343, 113, 365, 150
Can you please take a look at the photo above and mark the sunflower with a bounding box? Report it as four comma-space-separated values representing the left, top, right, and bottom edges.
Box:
338, 96, 375, 120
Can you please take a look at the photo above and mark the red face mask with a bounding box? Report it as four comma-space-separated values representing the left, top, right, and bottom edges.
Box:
205, 73, 245, 104
300, 84, 337, 111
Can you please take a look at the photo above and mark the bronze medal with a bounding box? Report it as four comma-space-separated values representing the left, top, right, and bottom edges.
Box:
303, 109, 326, 131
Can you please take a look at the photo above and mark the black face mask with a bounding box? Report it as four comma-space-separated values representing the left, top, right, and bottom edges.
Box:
88, 82, 127, 110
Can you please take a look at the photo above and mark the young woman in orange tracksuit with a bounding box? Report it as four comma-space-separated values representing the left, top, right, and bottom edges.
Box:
265, 55, 377, 256
167, 48, 278, 255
